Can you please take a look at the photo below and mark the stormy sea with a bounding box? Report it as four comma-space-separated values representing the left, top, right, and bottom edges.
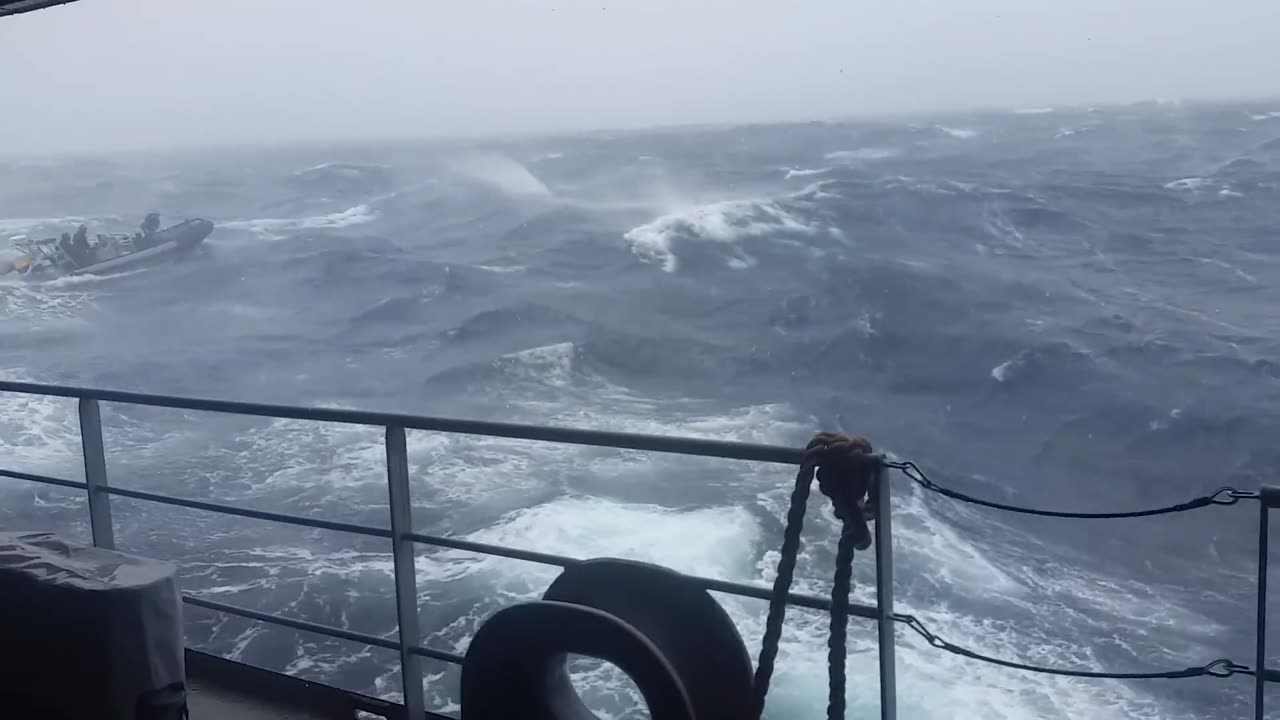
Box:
3, 100, 1280, 719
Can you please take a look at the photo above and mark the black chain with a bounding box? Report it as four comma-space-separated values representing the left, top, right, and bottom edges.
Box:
893, 611, 1254, 680
885, 460, 1256, 518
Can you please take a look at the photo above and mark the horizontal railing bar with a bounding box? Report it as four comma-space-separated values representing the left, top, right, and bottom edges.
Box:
407, 531, 880, 622
183, 595, 399, 651
0, 380, 804, 465
700, 577, 880, 622
104, 485, 393, 539
407, 531, 579, 567
183, 595, 467, 665
84, 488, 880, 619
0, 467, 88, 490
406, 642, 468, 665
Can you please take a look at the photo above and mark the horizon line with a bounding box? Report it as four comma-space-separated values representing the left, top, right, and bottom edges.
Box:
4, 91, 1279, 164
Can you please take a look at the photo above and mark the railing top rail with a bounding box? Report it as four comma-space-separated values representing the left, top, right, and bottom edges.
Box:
0, 380, 804, 465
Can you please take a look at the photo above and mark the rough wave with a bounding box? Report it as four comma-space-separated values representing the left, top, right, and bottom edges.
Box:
624, 197, 820, 272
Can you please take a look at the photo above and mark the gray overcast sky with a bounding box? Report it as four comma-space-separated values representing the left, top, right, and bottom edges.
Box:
3, 0, 1280, 154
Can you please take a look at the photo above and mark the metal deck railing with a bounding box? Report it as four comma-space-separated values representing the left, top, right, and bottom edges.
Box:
0, 380, 899, 719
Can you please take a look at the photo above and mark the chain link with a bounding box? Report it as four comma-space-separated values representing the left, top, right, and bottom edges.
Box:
888, 612, 1258, 681
881, 460, 1256, 518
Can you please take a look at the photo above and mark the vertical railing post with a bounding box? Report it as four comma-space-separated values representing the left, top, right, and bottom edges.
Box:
874, 461, 896, 720
386, 426, 425, 720
1256, 486, 1279, 720
79, 398, 114, 549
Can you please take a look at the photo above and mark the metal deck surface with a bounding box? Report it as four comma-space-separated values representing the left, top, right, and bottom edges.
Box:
184, 650, 407, 720
188, 678, 339, 720
187, 670, 347, 720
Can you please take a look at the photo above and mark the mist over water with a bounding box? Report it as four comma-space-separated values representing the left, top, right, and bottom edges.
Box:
3, 99, 1280, 718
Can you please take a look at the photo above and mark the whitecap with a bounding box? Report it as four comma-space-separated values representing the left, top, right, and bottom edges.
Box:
423, 497, 762, 584
991, 356, 1020, 383
937, 126, 979, 139
783, 167, 833, 179
823, 147, 899, 161
495, 342, 577, 388
623, 198, 818, 272
293, 161, 385, 178
1164, 177, 1212, 191
222, 204, 377, 237
471, 264, 526, 274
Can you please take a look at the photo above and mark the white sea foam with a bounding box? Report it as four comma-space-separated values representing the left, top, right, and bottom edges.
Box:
293, 161, 386, 178
37, 266, 152, 288
881, 176, 979, 196
496, 341, 577, 387
991, 350, 1029, 382
991, 358, 1016, 382
1182, 255, 1256, 284
981, 205, 1027, 249
0, 282, 94, 323
1164, 177, 1212, 191
938, 125, 979, 139
824, 147, 899, 162
1014, 107, 1056, 115
783, 167, 833, 179
221, 204, 377, 238
623, 198, 819, 272
421, 497, 762, 584
0, 370, 84, 479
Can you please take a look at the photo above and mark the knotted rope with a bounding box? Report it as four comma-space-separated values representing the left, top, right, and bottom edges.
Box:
750, 432, 879, 720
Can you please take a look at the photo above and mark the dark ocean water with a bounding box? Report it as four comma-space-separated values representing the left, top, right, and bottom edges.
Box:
3, 100, 1280, 718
